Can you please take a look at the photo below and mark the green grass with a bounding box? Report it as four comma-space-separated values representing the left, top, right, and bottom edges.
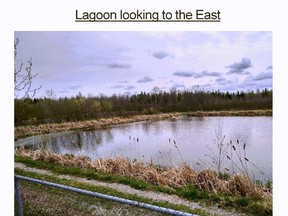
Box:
16, 177, 166, 216
15, 168, 206, 216
15, 155, 272, 216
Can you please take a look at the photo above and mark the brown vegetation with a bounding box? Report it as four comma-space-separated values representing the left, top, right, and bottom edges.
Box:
187, 109, 272, 117
15, 148, 272, 199
15, 113, 182, 140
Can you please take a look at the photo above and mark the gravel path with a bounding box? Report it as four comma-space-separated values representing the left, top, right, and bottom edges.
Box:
15, 162, 246, 216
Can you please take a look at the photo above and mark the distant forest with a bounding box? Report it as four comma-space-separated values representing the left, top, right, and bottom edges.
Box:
15, 88, 272, 126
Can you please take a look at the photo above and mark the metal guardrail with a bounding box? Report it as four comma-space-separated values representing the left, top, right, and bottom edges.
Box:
15, 175, 198, 216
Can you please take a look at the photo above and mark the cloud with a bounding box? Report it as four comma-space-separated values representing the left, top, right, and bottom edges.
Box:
266, 65, 273, 70
172, 83, 186, 89
226, 57, 253, 74
253, 72, 272, 81
238, 73, 272, 91
173, 71, 195, 77
111, 85, 125, 89
124, 85, 136, 90
152, 51, 169, 59
68, 85, 82, 90
56, 90, 70, 94
107, 63, 131, 69
194, 71, 221, 78
118, 80, 129, 83
215, 78, 233, 85
110, 84, 136, 90
137, 76, 154, 83
173, 70, 221, 78
202, 83, 213, 88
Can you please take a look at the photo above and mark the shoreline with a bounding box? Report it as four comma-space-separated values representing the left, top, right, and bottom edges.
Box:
15, 109, 272, 140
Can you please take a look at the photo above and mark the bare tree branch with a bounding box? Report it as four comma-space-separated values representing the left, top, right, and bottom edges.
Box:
14, 37, 42, 99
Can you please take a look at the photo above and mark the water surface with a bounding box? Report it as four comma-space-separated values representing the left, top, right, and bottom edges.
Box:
16, 116, 272, 181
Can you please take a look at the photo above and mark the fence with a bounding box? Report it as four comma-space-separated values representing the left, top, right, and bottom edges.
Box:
15, 175, 198, 216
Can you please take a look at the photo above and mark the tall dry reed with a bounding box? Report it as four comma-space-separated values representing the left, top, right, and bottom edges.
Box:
15, 148, 271, 199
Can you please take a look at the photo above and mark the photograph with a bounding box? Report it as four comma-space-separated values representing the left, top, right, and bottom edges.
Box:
14, 31, 272, 215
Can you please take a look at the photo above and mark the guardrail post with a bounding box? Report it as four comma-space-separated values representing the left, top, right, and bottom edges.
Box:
15, 176, 23, 216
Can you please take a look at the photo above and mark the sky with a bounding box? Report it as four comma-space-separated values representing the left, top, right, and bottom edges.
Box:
14, 31, 272, 98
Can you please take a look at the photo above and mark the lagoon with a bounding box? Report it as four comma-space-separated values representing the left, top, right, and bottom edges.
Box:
16, 116, 272, 181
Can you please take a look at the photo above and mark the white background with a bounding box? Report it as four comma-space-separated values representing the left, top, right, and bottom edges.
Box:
1, 0, 286, 214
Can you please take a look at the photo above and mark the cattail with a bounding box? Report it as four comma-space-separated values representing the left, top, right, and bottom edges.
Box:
196, 162, 200, 165
227, 155, 231, 160
173, 140, 176, 144
244, 157, 249, 161
224, 168, 229, 171
237, 139, 239, 144
243, 143, 246, 150
232, 145, 236, 150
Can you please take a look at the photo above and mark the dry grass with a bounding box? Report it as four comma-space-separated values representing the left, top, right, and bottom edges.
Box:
15, 148, 272, 199
15, 113, 182, 140
187, 110, 272, 117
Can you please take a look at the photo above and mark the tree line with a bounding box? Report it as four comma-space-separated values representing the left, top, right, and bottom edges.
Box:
15, 87, 272, 126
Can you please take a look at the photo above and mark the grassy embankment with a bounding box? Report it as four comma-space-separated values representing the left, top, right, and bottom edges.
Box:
15, 148, 272, 215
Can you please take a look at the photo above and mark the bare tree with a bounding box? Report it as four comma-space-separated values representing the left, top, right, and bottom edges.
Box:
14, 37, 42, 99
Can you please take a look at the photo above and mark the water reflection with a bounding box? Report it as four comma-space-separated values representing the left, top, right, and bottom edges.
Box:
18, 116, 272, 181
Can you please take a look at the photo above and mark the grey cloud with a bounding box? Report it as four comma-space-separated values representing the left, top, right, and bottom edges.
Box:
256, 82, 272, 89
242, 71, 251, 75
173, 71, 195, 77
240, 74, 272, 90
173, 70, 221, 78
57, 90, 70, 93
195, 71, 221, 78
215, 78, 233, 85
111, 85, 125, 89
202, 83, 213, 88
253, 72, 272, 81
226, 57, 253, 74
124, 85, 136, 90
119, 80, 129, 83
137, 76, 154, 83
68, 85, 82, 90
107, 63, 131, 69
172, 83, 186, 89
111, 84, 135, 90
152, 51, 169, 59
